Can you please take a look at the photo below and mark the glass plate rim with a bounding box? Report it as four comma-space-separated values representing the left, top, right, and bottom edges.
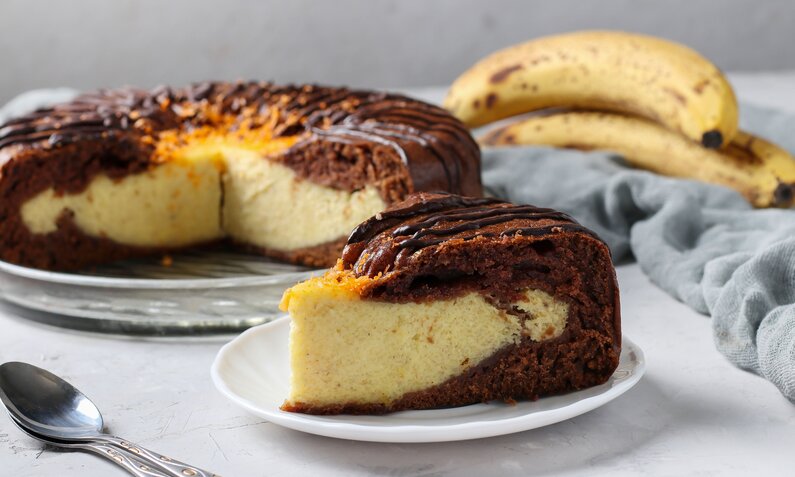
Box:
0, 259, 321, 289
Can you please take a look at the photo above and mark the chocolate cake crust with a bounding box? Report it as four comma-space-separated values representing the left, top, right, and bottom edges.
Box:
340, 192, 611, 304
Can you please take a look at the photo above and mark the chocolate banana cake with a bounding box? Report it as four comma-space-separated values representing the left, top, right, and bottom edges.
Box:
280, 192, 621, 415
0, 82, 481, 270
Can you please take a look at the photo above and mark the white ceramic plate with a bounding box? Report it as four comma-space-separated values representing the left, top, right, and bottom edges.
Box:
211, 315, 645, 443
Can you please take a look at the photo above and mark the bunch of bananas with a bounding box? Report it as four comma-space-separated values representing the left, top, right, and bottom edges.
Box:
444, 30, 795, 208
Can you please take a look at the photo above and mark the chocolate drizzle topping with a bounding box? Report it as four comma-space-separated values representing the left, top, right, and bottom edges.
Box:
342, 192, 599, 277
0, 82, 480, 195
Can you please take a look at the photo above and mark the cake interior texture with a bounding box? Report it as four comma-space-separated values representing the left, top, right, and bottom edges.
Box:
19, 135, 386, 255
284, 279, 567, 407
280, 193, 621, 415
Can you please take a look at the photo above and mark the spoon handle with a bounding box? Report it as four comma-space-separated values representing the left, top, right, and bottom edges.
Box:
75, 441, 168, 477
100, 435, 219, 477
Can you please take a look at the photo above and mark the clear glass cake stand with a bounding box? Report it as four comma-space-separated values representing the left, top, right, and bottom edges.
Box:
0, 251, 319, 335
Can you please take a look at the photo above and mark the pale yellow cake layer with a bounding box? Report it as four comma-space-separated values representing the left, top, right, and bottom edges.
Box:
281, 278, 568, 407
21, 160, 224, 247
221, 148, 385, 250
19, 138, 386, 251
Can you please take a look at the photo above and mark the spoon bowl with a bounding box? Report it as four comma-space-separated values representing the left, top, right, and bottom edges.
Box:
0, 361, 104, 440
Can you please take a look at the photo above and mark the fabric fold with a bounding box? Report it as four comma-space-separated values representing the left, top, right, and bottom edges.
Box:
482, 104, 795, 401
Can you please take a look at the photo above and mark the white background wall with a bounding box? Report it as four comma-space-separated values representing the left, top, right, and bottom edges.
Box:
1, 0, 793, 104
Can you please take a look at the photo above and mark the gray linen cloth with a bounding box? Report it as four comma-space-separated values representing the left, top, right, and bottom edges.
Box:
482, 103, 795, 402
2, 92, 793, 401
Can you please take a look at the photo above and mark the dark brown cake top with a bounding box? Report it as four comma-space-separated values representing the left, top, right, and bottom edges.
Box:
341, 192, 597, 277
0, 82, 480, 195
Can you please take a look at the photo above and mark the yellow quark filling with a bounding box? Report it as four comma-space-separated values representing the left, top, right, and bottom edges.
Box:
21, 131, 386, 250
281, 274, 568, 407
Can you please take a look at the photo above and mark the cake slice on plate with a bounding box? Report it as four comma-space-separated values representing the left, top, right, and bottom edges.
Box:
280, 192, 621, 415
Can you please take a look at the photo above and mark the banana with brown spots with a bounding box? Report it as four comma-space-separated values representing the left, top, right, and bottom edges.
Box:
445, 31, 739, 148
481, 111, 795, 208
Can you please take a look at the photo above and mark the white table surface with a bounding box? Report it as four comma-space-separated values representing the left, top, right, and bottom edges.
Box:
2, 73, 795, 477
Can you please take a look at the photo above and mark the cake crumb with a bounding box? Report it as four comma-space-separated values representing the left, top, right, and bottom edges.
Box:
160, 255, 173, 267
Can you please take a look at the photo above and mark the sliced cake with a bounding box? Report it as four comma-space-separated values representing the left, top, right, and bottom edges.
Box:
280, 192, 621, 414
0, 82, 481, 270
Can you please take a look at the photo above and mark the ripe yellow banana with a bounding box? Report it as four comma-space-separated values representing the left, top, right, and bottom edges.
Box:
480, 111, 795, 208
445, 30, 738, 148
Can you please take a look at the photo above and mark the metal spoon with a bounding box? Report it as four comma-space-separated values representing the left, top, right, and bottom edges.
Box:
8, 413, 166, 476
0, 361, 218, 477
